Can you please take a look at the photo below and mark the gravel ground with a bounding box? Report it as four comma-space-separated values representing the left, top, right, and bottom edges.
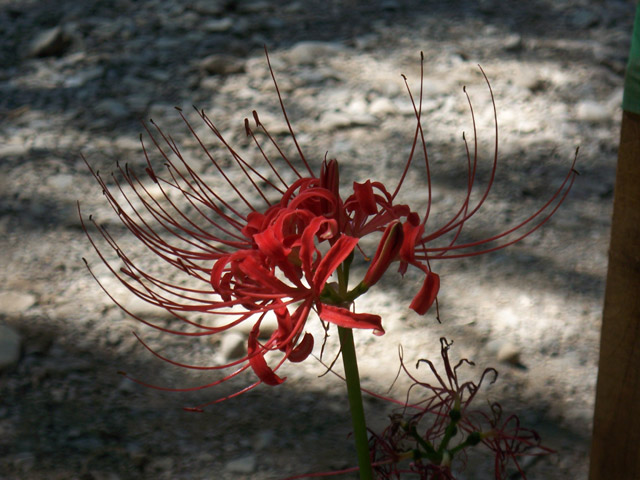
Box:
0, 1, 636, 479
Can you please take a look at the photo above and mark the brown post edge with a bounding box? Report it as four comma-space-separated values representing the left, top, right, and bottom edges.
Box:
589, 110, 640, 479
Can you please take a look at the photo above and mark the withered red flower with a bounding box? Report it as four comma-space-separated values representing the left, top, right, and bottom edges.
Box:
367, 338, 553, 479
81, 50, 577, 409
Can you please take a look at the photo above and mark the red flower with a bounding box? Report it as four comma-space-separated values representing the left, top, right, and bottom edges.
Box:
81, 50, 577, 409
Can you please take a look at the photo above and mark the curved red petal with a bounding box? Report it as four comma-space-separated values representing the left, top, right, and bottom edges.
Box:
288, 332, 314, 363
317, 304, 385, 335
312, 235, 359, 290
410, 271, 440, 315
248, 324, 285, 386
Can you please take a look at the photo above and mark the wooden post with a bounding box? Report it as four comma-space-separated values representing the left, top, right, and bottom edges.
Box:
589, 6, 640, 479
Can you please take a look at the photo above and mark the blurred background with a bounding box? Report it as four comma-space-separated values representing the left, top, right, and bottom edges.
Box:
0, 0, 635, 478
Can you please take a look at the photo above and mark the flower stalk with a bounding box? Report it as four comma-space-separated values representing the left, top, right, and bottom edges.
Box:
338, 325, 374, 480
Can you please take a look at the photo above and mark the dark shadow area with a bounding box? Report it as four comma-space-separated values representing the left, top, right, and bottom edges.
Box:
0, 307, 593, 479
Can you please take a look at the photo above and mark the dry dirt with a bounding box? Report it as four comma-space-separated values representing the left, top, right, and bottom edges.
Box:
0, 1, 636, 479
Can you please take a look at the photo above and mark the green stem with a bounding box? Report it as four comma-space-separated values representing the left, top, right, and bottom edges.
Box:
338, 326, 373, 480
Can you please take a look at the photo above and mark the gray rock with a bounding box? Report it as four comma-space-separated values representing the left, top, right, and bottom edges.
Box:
235, 314, 278, 339
9, 451, 35, 472
28, 26, 72, 57
202, 17, 234, 33
568, 8, 600, 29
120, 294, 176, 321
238, 1, 272, 13
575, 100, 610, 123
319, 111, 377, 130
286, 41, 345, 65
486, 339, 523, 367
146, 457, 175, 473
96, 99, 131, 120
225, 454, 257, 473
199, 54, 245, 75
218, 331, 246, 361
190, 0, 226, 15
503, 33, 523, 52
0, 291, 36, 315
0, 144, 30, 158
0, 324, 22, 370
46, 174, 75, 191
63, 66, 104, 88
221, 331, 247, 362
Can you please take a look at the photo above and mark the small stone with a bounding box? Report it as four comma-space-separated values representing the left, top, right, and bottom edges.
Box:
503, 33, 523, 52
0, 144, 30, 157
199, 54, 245, 75
238, 1, 271, 13
380, 0, 400, 10
202, 17, 234, 33
369, 97, 397, 116
253, 429, 275, 450
0, 291, 36, 315
87, 472, 122, 480
496, 343, 522, 366
190, 0, 225, 15
218, 331, 246, 361
96, 99, 130, 120
225, 454, 256, 473
10, 451, 35, 471
0, 324, 22, 370
146, 457, 175, 473
46, 174, 74, 191
319, 111, 377, 130
28, 26, 72, 57
121, 295, 175, 321
568, 8, 600, 29
575, 100, 610, 123
234, 314, 277, 339
486, 339, 522, 367
286, 41, 344, 65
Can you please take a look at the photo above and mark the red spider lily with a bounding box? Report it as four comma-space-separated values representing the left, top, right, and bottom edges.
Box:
365, 338, 553, 479
81, 49, 577, 409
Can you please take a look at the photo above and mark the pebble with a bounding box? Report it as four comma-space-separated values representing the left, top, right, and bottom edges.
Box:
575, 100, 611, 123
286, 41, 345, 65
318, 111, 377, 130
218, 331, 246, 361
0, 324, 22, 370
46, 173, 75, 191
568, 8, 600, 29
234, 313, 278, 339
369, 97, 398, 116
486, 339, 523, 367
202, 17, 234, 33
199, 54, 246, 75
189, 0, 226, 15
0, 291, 36, 315
225, 454, 257, 473
96, 99, 131, 120
146, 457, 175, 473
27, 26, 72, 57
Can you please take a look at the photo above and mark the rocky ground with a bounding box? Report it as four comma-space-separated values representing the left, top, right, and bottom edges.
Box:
0, 0, 636, 479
